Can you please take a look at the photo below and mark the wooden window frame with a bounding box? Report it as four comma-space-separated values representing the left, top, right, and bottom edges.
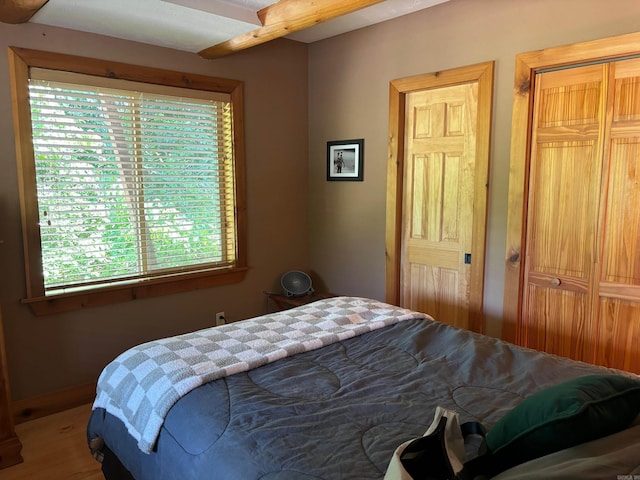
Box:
503, 31, 640, 342
8, 47, 248, 315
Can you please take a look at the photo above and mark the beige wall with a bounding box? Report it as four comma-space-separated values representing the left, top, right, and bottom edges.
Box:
308, 0, 640, 337
0, 24, 309, 400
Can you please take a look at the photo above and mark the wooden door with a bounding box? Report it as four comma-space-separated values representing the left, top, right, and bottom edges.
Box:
521, 64, 605, 362
594, 58, 640, 372
400, 84, 478, 330
522, 59, 640, 373
386, 62, 493, 334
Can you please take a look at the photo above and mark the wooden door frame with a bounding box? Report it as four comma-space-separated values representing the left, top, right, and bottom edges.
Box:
385, 61, 494, 333
503, 31, 640, 343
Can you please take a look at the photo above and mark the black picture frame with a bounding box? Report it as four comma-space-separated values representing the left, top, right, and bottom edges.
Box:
326, 139, 364, 181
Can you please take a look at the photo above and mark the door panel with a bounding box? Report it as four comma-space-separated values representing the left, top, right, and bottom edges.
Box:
408, 263, 459, 320
595, 298, 640, 372
401, 84, 476, 329
602, 138, 640, 284
528, 141, 598, 278
524, 286, 590, 360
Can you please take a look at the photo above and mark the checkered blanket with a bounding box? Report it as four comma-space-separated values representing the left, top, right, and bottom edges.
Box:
92, 296, 429, 453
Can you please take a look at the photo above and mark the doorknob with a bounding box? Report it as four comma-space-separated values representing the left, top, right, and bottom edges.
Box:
550, 277, 561, 287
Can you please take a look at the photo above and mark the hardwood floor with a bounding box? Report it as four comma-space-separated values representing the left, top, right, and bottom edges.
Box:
0, 403, 102, 480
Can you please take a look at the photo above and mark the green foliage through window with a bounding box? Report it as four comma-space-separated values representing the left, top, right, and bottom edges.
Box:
29, 76, 236, 293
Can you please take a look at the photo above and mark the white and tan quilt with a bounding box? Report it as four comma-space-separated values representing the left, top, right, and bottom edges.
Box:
92, 296, 430, 453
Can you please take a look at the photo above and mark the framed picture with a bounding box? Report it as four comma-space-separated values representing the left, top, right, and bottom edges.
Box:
326, 139, 364, 181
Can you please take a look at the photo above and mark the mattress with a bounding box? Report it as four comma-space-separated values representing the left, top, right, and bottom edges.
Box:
87, 297, 640, 479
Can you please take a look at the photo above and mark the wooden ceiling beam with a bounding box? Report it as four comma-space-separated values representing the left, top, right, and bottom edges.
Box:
0, 0, 49, 24
198, 0, 385, 59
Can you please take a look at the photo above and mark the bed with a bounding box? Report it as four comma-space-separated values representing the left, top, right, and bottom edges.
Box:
86, 296, 640, 479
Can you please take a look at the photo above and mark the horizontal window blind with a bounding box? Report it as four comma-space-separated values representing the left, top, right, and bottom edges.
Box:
28, 75, 236, 294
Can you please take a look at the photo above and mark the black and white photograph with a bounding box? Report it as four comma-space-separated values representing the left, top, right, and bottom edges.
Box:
326, 139, 364, 181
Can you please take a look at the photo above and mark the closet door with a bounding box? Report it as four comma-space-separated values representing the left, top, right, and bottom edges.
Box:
594, 59, 640, 372
522, 60, 640, 373
521, 64, 605, 363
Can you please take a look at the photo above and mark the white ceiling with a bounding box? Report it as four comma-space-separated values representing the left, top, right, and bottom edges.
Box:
29, 0, 449, 54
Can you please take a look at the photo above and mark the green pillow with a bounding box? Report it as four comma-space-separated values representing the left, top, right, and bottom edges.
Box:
485, 374, 640, 473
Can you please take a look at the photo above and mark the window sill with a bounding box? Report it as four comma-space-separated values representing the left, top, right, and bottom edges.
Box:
21, 267, 248, 316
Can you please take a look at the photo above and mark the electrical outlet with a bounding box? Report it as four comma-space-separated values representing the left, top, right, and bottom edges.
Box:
215, 312, 226, 326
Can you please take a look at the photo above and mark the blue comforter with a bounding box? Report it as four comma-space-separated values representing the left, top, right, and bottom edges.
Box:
88, 313, 640, 479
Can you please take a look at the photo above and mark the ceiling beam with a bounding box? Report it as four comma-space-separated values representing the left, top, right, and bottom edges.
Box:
198, 0, 385, 59
0, 0, 49, 24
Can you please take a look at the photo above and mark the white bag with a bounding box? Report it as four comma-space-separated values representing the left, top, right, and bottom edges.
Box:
384, 406, 486, 480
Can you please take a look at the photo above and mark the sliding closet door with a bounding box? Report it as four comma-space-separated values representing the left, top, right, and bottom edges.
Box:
521, 64, 605, 363
594, 59, 640, 372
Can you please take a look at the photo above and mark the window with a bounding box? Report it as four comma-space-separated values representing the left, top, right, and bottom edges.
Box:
9, 48, 247, 315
